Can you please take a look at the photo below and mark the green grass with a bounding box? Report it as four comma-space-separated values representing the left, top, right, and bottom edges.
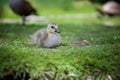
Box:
0, 0, 120, 79
0, 17, 120, 79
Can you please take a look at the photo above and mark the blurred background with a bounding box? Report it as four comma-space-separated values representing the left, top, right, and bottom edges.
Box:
0, 0, 119, 24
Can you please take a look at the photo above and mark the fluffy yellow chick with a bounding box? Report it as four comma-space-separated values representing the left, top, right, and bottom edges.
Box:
32, 22, 62, 48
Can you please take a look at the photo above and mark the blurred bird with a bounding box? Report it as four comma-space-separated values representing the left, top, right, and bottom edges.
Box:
9, 0, 37, 25
96, 1, 120, 16
32, 22, 62, 48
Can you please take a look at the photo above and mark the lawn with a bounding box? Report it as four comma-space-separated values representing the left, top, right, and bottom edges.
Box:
0, 17, 120, 80
0, 0, 120, 80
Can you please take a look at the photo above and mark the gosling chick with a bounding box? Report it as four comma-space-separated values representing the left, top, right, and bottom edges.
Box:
32, 22, 62, 48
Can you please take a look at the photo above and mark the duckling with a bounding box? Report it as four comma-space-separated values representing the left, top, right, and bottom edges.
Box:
32, 22, 62, 48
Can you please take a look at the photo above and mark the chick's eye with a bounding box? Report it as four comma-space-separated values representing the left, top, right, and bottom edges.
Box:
51, 26, 54, 29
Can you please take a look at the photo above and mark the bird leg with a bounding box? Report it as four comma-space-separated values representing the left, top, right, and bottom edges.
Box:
22, 15, 26, 26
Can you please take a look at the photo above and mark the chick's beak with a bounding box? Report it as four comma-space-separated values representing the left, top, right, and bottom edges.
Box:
55, 29, 60, 33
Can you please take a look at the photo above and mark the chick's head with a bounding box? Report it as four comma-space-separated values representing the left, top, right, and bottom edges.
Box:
47, 22, 60, 34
